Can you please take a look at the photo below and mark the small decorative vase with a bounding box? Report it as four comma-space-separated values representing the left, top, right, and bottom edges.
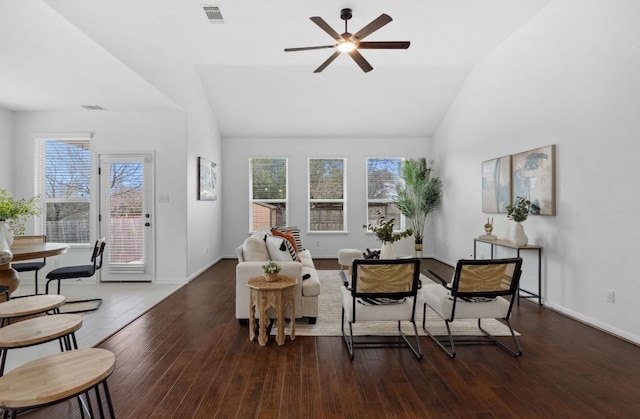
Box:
512, 222, 528, 246
264, 273, 279, 282
380, 242, 395, 259
0, 221, 14, 248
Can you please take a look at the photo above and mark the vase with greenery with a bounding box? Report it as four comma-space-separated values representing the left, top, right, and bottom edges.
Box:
0, 189, 39, 245
363, 213, 413, 259
262, 260, 282, 281
394, 158, 442, 254
506, 196, 531, 246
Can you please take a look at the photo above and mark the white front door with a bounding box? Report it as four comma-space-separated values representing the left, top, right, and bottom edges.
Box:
98, 153, 154, 281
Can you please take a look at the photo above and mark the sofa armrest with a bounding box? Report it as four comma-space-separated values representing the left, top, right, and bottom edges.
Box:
235, 261, 304, 319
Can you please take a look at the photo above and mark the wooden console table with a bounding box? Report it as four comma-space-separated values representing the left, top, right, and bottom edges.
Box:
247, 275, 296, 346
473, 237, 543, 305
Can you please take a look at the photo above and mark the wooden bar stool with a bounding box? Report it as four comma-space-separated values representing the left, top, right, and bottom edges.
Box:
0, 295, 65, 327
0, 348, 116, 418
0, 313, 83, 376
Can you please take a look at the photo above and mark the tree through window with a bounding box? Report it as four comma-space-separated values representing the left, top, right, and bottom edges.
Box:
308, 158, 345, 232
250, 158, 287, 231
366, 158, 404, 229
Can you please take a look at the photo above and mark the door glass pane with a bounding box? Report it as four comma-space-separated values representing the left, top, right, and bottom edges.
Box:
109, 162, 144, 265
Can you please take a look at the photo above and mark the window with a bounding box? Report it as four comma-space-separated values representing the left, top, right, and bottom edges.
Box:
35, 137, 91, 243
250, 158, 287, 231
308, 158, 346, 232
365, 157, 404, 229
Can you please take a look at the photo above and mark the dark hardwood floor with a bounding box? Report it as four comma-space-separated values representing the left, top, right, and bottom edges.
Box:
17, 258, 640, 418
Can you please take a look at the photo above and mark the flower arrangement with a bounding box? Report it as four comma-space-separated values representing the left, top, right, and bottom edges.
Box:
0, 189, 39, 236
262, 260, 282, 281
262, 260, 282, 274
363, 213, 413, 243
506, 196, 531, 223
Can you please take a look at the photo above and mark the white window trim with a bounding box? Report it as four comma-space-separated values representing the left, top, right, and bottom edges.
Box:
307, 157, 347, 233
249, 157, 288, 232
365, 157, 406, 232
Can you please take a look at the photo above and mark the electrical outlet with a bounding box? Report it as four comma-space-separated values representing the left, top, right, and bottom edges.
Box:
606, 290, 615, 303
316, 241, 320, 247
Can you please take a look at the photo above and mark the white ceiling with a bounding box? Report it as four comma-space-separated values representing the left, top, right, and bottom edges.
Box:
0, 0, 552, 138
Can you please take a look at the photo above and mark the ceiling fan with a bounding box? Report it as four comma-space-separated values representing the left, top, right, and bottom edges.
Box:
284, 8, 410, 73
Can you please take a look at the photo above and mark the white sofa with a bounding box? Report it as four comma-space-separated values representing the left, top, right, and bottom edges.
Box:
235, 232, 321, 324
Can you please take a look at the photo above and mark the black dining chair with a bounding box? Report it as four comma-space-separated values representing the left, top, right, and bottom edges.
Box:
45, 238, 106, 295
11, 235, 47, 295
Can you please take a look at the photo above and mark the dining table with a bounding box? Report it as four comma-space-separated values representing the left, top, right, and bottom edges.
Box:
0, 242, 70, 296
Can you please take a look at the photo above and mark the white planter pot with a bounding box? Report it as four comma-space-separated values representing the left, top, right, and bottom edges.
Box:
0, 221, 14, 248
380, 242, 395, 259
511, 222, 528, 246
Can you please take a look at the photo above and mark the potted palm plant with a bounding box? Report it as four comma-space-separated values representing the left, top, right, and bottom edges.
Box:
394, 158, 442, 254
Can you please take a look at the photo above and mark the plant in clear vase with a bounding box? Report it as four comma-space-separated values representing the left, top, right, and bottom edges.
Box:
262, 260, 282, 282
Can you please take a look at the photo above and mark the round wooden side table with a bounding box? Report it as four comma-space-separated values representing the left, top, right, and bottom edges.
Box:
247, 275, 297, 346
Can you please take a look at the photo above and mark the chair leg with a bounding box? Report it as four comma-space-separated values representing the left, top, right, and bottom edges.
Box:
34, 271, 38, 295
397, 320, 423, 359
340, 308, 355, 360
478, 318, 522, 357
422, 303, 456, 358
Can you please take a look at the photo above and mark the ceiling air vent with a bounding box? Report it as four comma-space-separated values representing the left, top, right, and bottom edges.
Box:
81, 105, 106, 111
202, 5, 224, 23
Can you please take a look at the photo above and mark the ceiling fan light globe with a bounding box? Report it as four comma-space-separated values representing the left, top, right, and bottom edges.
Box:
337, 41, 356, 53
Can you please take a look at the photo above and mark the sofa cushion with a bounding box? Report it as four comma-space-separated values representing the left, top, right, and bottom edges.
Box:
242, 235, 269, 261
266, 235, 297, 262
298, 249, 315, 269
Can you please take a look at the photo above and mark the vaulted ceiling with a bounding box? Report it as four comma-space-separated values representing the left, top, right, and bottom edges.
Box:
0, 0, 551, 138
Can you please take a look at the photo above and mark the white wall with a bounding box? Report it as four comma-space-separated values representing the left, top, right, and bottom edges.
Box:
222, 138, 434, 259
12, 110, 189, 283
432, 0, 640, 343
0, 108, 13, 190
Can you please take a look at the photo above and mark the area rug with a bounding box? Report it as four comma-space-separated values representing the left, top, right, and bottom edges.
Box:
280, 270, 519, 337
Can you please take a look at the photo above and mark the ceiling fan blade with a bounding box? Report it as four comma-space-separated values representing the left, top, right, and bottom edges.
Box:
348, 49, 373, 73
310, 16, 343, 41
314, 51, 341, 73
352, 14, 393, 41
284, 45, 335, 52
358, 41, 410, 50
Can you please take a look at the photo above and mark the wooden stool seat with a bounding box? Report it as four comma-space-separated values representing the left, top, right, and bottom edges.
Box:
0, 348, 115, 417
0, 295, 65, 326
0, 314, 83, 375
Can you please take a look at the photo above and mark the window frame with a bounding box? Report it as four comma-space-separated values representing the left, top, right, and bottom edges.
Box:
249, 157, 288, 232
307, 157, 347, 233
34, 134, 93, 245
365, 157, 406, 232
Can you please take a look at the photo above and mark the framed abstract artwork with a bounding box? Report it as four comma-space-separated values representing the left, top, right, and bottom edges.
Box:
198, 157, 217, 201
512, 145, 556, 215
482, 155, 511, 213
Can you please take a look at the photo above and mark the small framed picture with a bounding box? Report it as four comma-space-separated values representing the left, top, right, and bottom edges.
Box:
198, 157, 217, 201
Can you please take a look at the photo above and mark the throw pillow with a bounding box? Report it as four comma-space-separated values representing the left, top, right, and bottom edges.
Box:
274, 226, 304, 251
357, 297, 407, 306
242, 235, 269, 261
271, 228, 300, 260
265, 236, 297, 262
